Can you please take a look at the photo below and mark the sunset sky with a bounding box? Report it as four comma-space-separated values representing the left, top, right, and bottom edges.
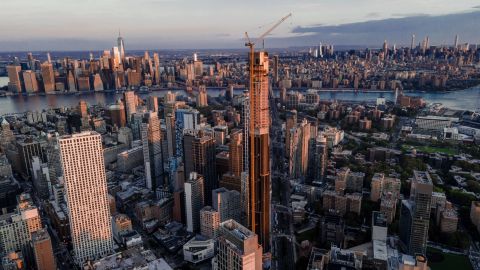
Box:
1, 0, 479, 50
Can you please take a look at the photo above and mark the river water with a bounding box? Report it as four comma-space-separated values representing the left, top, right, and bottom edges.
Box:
1, 77, 479, 115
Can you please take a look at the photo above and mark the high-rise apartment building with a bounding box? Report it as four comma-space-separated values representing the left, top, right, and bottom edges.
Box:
58, 132, 114, 265
200, 206, 220, 239
197, 86, 208, 107
229, 129, 243, 177
123, 91, 136, 123
22, 70, 39, 93
248, 51, 271, 251
184, 172, 205, 233
31, 228, 56, 270
175, 108, 200, 158
0, 193, 42, 256
214, 219, 262, 270
399, 171, 433, 256
307, 134, 327, 183
40, 62, 55, 93
285, 110, 297, 158
7, 66, 22, 93
141, 112, 164, 190
212, 187, 241, 223
183, 130, 216, 205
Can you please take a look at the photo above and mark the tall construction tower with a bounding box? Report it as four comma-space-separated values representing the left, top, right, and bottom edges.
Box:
244, 13, 291, 252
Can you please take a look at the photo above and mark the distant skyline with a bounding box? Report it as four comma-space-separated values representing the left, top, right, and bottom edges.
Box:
1, 0, 479, 51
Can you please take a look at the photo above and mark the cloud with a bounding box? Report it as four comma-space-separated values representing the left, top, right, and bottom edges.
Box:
366, 12, 381, 18
271, 11, 480, 47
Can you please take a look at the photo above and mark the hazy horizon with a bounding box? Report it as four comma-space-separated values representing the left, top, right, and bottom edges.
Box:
0, 0, 479, 51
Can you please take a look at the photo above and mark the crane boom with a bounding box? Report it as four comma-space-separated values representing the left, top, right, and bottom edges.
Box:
254, 13, 292, 45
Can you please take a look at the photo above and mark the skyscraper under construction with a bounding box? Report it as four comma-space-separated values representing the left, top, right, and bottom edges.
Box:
248, 51, 270, 251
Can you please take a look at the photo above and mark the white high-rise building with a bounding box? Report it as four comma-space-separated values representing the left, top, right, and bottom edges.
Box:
184, 172, 205, 232
117, 31, 125, 62
141, 112, 163, 190
123, 91, 136, 123
58, 132, 113, 266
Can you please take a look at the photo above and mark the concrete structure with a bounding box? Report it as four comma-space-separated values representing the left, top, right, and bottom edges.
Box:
212, 187, 241, 223
248, 51, 271, 252
200, 206, 220, 239
399, 171, 433, 256
183, 236, 215, 264
31, 228, 56, 270
214, 219, 262, 270
0, 194, 42, 256
58, 132, 114, 265
184, 172, 205, 232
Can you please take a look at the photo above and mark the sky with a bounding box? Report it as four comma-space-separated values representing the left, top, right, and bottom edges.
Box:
0, 0, 479, 51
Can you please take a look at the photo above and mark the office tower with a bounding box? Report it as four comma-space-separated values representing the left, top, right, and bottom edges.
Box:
22, 71, 39, 93
123, 91, 136, 124
31, 156, 51, 200
58, 132, 114, 265
183, 131, 216, 205
175, 108, 200, 158
17, 138, 44, 179
92, 74, 104, 91
298, 119, 311, 177
288, 127, 300, 177
165, 91, 176, 103
454, 34, 459, 48
67, 71, 76, 92
226, 85, 234, 101
31, 228, 56, 270
165, 113, 176, 159
78, 100, 88, 118
382, 40, 388, 55
214, 219, 262, 270
200, 206, 220, 238
0, 194, 42, 256
117, 30, 125, 63
112, 46, 121, 69
7, 66, 22, 93
399, 171, 433, 256
153, 53, 160, 85
193, 54, 203, 77
147, 96, 158, 112
248, 51, 270, 251
212, 188, 241, 223
106, 101, 126, 128
307, 134, 327, 183
27, 52, 35, 70
229, 129, 244, 177
185, 172, 205, 232
273, 55, 279, 83
46, 52, 51, 63
197, 86, 208, 107
141, 112, 164, 190
285, 110, 297, 158
411, 34, 415, 50
40, 62, 55, 93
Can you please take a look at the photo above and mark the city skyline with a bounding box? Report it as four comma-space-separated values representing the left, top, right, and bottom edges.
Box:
0, 0, 479, 51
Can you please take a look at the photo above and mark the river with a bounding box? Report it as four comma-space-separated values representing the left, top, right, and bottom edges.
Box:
0, 77, 479, 115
